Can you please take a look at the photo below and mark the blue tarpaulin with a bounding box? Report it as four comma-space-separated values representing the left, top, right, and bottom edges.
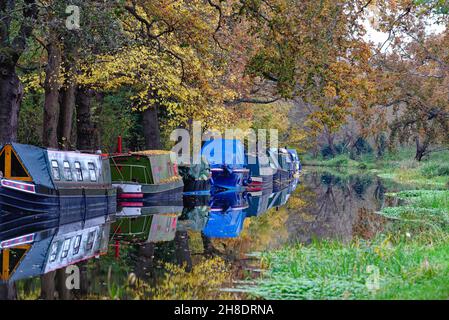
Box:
201, 139, 246, 169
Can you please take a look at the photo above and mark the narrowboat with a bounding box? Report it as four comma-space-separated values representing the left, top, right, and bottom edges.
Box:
269, 148, 294, 188
0, 216, 111, 283
178, 158, 211, 193
245, 152, 276, 193
287, 149, 302, 175
202, 191, 249, 238
0, 143, 116, 242
201, 139, 250, 191
109, 150, 184, 214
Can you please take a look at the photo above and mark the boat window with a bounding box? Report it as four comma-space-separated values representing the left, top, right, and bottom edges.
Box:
63, 161, 72, 181
86, 231, 96, 251
73, 235, 82, 255
49, 242, 59, 262
11, 151, 28, 178
88, 162, 97, 182
51, 160, 60, 180
74, 162, 83, 181
61, 238, 71, 259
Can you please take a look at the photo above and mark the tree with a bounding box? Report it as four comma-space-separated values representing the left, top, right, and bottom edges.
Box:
0, 0, 37, 144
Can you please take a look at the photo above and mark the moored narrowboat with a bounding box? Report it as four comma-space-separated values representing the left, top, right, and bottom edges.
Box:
201, 139, 250, 191
178, 157, 211, 193
109, 150, 184, 213
287, 149, 302, 175
245, 152, 276, 193
0, 143, 116, 242
269, 148, 294, 188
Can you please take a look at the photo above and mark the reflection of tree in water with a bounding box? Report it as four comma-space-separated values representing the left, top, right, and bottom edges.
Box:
287, 172, 386, 243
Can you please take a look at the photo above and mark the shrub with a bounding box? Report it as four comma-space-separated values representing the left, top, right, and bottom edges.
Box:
420, 162, 449, 178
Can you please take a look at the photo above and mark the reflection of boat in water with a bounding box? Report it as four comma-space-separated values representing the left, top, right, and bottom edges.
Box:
244, 190, 272, 217
0, 216, 112, 284
268, 186, 291, 209
177, 195, 210, 232
202, 191, 249, 239
111, 203, 183, 244
110, 150, 184, 212
0, 143, 116, 243
201, 139, 250, 191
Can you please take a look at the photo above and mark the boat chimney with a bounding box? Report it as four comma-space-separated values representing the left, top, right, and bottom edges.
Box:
117, 136, 123, 154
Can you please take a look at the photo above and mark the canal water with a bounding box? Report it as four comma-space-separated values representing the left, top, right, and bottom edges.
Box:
7, 169, 406, 299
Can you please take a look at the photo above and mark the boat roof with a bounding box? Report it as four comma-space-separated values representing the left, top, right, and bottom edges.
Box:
201, 139, 246, 168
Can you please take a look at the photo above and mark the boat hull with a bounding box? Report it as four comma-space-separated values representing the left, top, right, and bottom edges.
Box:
210, 168, 250, 191
0, 181, 116, 242
114, 179, 184, 212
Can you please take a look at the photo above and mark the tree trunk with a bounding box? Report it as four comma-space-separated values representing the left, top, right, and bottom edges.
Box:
142, 105, 161, 150
415, 136, 429, 162
55, 268, 72, 300
0, 282, 17, 300
42, 40, 62, 148
175, 231, 192, 272
0, 67, 22, 144
40, 271, 56, 300
75, 87, 97, 151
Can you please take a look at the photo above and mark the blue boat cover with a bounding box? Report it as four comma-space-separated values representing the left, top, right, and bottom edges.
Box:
203, 209, 246, 238
287, 149, 298, 160
201, 139, 246, 169
11, 143, 55, 189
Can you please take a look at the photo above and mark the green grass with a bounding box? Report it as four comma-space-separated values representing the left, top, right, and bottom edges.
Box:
303, 148, 449, 188
243, 183, 449, 300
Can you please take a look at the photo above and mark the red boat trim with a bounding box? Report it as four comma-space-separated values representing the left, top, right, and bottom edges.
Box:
117, 193, 144, 199
0, 233, 35, 249
119, 202, 143, 207
1, 179, 36, 194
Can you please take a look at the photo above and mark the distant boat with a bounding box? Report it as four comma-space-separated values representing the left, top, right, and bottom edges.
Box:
109, 150, 184, 216
269, 148, 294, 188
0, 143, 116, 242
201, 139, 250, 191
245, 152, 276, 193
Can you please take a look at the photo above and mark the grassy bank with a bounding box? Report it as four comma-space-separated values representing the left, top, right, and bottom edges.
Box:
243, 189, 449, 299
302, 148, 449, 188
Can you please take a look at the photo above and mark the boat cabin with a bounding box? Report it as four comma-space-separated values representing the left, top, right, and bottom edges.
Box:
109, 151, 179, 185
0, 143, 116, 242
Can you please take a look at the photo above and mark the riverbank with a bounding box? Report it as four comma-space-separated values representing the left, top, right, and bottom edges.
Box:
302, 148, 449, 188
244, 150, 449, 300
